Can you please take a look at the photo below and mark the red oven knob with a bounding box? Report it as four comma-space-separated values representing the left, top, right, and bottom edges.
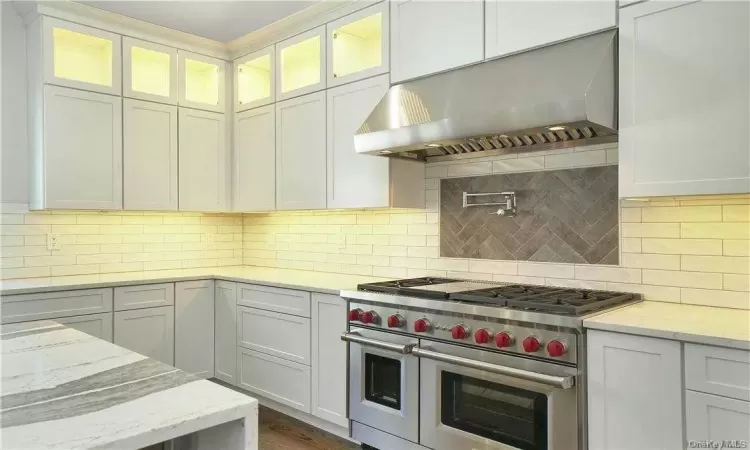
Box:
474, 328, 493, 344
547, 339, 568, 357
348, 308, 363, 321
361, 311, 380, 325
387, 314, 405, 328
451, 324, 469, 340
522, 336, 542, 353
495, 331, 515, 348
414, 318, 431, 333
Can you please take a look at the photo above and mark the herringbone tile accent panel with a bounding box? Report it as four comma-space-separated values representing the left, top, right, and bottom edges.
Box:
440, 167, 619, 264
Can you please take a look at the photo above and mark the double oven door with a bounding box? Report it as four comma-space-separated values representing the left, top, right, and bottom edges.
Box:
346, 327, 579, 450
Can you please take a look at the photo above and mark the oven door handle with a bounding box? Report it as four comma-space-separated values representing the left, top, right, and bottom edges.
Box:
411, 347, 575, 389
341, 332, 415, 354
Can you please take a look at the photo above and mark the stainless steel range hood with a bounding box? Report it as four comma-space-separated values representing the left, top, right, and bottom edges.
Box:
355, 30, 618, 162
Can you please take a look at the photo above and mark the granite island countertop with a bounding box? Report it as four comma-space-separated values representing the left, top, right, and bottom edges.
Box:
584, 301, 750, 350
0, 321, 258, 450
0, 266, 389, 296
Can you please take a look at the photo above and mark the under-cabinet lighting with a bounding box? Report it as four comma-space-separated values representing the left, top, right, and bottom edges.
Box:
547, 125, 567, 131
425, 143, 441, 148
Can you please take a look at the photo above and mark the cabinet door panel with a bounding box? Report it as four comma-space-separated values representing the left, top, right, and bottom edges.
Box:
179, 108, 227, 211
485, 0, 615, 60
311, 293, 347, 427
175, 280, 214, 378
124, 99, 178, 210
237, 346, 311, 413
619, 0, 750, 197
587, 330, 683, 450
234, 105, 275, 211
237, 306, 311, 365
686, 391, 750, 445
276, 92, 326, 210
38, 313, 113, 342
43, 85, 122, 210
276, 26, 326, 101
215, 281, 237, 384
178, 51, 226, 113
235, 46, 275, 111
114, 306, 174, 365
327, 75, 390, 208
123, 36, 178, 104
390, 0, 483, 82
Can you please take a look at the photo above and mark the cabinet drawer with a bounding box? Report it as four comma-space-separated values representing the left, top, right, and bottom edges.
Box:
1, 289, 113, 324
237, 284, 310, 317
686, 390, 750, 444
685, 344, 750, 401
238, 306, 310, 365
114, 283, 174, 311
237, 346, 311, 413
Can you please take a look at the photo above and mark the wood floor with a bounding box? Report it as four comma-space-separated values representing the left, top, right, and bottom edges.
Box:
259, 406, 358, 450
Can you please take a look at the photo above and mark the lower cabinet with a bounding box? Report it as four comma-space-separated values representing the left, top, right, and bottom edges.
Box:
237, 306, 311, 365
114, 305, 174, 365
587, 330, 683, 450
175, 280, 215, 378
237, 346, 311, 413
686, 391, 750, 445
38, 313, 113, 342
311, 293, 348, 427
215, 280, 238, 384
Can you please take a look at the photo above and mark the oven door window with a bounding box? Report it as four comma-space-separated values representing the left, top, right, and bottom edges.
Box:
441, 372, 548, 450
365, 353, 401, 410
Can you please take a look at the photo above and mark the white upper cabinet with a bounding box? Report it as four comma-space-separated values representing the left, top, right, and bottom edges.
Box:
619, 0, 750, 197
40, 17, 121, 95
276, 91, 326, 210
327, 74, 424, 209
485, 0, 616, 60
123, 99, 178, 211
178, 50, 226, 113
326, 2, 389, 87
234, 46, 275, 112
390, 0, 483, 83
178, 108, 228, 211
234, 104, 276, 212
31, 85, 122, 210
123, 37, 178, 104
587, 330, 684, 450
276, 26, 326, 101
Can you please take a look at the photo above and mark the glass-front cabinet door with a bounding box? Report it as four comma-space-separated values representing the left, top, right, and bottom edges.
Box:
234, 46, 275, 112
275, 26, 326, 101
123, 37, 178, 104
326, 2, 389, 87
42, 17, 122, 95
178, 50, 226, 113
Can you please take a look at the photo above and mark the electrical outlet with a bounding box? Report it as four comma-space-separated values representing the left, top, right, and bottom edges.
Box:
47, 233, 61, 251
203, 233, 215, 245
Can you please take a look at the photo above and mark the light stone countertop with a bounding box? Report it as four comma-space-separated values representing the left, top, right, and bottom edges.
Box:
0, 321, 258, 450
0, 266, 389, 296
584, 301, 750, 350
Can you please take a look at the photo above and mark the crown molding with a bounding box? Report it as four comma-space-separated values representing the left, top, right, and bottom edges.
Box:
227, 0, 378, 59
32, 1, 230, 59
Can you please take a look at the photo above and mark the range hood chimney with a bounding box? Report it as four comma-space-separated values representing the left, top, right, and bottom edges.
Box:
354, 30, 618, 161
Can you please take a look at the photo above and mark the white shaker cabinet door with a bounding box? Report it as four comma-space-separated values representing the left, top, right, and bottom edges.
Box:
327, 74, 390, 208
686, 391, 750, 446
390, 0, 483, 83
234, 104, 275, 212
587, 330, 683, 450
123, 99, 178, 210
114, 306, 174, 366
178, 108, 228, 211
275, 91, 326, 210
175, 280, 215, 378
46, 313, 114, 342
38, 85, 122, 210
619, 0, 750, 197
485, 0, 616, 59
311, 293, 348, 427
214, 281, 238, 384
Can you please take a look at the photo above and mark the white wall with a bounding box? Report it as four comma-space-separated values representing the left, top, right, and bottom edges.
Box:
1, 2, 29, 204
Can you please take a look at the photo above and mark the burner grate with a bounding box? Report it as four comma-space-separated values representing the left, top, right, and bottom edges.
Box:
357, 277, 462, 299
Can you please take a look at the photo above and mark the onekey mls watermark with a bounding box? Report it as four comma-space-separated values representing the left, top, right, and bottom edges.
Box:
688, 441, 748, 449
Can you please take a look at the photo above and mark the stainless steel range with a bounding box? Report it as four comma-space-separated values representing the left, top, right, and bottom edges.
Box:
340, 278, 641, 450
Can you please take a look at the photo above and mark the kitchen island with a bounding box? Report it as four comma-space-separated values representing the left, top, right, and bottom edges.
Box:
0, 321, 258, 450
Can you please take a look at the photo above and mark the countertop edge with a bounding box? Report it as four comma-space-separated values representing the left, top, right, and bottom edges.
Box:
583, 317, 750, 351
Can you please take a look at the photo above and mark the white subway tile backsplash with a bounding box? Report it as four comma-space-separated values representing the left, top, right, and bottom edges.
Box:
492, 157, 544, 174
518, 262, 574, 279
447, 162, 492, 177
575, 266, 641, 283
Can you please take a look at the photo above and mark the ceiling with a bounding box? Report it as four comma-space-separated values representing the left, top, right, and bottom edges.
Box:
80, 1, 319, 42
